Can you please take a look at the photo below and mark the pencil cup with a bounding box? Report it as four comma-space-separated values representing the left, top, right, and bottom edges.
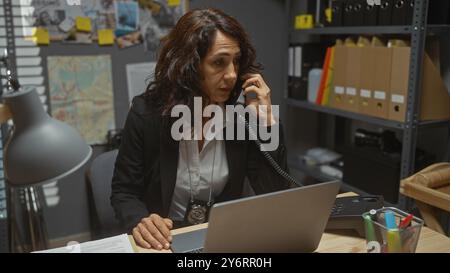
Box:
362, 207, 424, 253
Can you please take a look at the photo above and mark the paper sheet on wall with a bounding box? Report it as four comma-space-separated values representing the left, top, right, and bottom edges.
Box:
48, 55, 115, 145
33, 234, 134, 253
126, 62, 156, 105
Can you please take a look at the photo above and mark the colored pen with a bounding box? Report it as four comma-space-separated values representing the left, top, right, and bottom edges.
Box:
384, 210, 398, 229
398, 214, 413, 229
385, 210, 402, 253
364, 214, 377, 242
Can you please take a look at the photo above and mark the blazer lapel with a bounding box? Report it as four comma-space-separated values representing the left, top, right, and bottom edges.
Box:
219, 126, 245, 201
159, 117, 179, 216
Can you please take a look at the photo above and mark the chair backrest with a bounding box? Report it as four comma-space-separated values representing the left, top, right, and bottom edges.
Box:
85, 149, 121, 239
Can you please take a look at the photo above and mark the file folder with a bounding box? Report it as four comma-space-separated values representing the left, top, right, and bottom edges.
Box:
344, 46, 362, 112
331, 0, 344, 26
391, 0, 408, 25
330, 44, 347, 110
388, 46, 410, 121
363, 1, 379, 26
359, 47, 376, 116
370, 46, 392, 119
378, 0, 393, 25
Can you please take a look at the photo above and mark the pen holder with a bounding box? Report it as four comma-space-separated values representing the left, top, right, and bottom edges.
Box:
362, 207, 424, 253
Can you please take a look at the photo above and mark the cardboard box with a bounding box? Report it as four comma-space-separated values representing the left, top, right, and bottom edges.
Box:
420, 53, 450, 120
370, 46, 392, 119
330, 44, 347, 110
344, 46, 362, 112
388, 46, 450, 121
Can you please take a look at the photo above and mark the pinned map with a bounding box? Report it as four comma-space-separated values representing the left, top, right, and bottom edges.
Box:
48, 55, 115, 144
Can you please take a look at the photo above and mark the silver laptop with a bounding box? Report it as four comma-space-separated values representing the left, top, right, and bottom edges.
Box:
171, 180, 341, 253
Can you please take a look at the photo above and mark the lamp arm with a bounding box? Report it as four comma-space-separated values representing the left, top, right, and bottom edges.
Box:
0, 103, 12, 123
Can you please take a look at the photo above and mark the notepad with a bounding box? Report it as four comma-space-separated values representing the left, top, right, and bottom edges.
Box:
33, 28, 49, 45
75, 17, 92, 32
98, 29, 114, 46
168, 0, 181, 6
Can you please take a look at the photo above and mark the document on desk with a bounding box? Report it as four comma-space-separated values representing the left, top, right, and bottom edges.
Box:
33, 234, 135, 253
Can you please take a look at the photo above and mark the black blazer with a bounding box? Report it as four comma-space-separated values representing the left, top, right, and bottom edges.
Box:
110, 95, 290, 233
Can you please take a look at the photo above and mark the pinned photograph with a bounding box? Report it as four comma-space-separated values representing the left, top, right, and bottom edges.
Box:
32, 6, 67, 40
100, 0, 115, 12
139, 0, 187, 52
141, 19, 164, 52
116, 31, 143, 49
63, 28, 93, 44
115, 0, 139, 37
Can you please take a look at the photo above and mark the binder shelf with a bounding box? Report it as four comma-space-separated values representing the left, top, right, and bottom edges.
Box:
286, 98, 450, 130
290, 25, 450, 42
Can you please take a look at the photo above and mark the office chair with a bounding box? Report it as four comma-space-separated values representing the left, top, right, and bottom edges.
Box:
85, 148, 256, 238
85, 149, 121, 240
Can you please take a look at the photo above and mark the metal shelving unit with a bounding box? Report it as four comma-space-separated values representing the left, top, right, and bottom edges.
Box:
291, 25, 411, 38
287, 159, 370, 196
286, 0, 450, 209
289, 24, 450, 42
286, 99, 405, 129
286, 98, 450, 129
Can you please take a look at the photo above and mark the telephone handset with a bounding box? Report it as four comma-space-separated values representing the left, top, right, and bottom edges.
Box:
227, 84, 249, 106
229, 85, 303, 187
234, 88, 247, 106
228, 77, 258, 106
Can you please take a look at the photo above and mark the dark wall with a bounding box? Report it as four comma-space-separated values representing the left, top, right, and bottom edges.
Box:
41, 0, 289, 241
190, 0, 288, 106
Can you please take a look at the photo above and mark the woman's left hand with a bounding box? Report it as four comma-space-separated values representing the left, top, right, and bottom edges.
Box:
242, 73, 276, 126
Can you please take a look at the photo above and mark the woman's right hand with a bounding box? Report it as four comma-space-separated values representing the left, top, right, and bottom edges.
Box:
132, 214, 173, 250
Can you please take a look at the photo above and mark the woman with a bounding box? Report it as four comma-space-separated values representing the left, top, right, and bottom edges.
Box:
111, 8, 291, 250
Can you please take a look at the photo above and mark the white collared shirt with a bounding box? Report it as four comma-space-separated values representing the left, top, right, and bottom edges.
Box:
168, 138, 229, 221
168, 104, 229, 221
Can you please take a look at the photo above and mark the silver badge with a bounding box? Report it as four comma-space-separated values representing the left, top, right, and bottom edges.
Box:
187, 204, 207, 225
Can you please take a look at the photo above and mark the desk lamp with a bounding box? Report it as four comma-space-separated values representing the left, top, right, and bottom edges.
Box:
0, 50, 92, 252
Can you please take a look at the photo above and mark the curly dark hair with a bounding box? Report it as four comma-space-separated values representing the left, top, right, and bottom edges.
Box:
144, 8, 262, 115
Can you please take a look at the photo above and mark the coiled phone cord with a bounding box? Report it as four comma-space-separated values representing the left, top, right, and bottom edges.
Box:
236, 113, 304, 188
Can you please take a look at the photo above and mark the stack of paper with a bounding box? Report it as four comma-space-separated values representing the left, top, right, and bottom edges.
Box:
33, 234, 135, 253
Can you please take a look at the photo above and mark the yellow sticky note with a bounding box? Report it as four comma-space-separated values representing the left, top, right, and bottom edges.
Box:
33, 28, 49, 45
168, 0, 181, 7
98, 29, 114, 46
75, 17, 92, 32
295, 14, 314, 29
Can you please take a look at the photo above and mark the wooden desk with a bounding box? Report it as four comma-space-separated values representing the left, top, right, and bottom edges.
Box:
131, 193, 450, 253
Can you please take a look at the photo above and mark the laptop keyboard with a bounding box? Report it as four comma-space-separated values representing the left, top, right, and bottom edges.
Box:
185, 247, 204, 253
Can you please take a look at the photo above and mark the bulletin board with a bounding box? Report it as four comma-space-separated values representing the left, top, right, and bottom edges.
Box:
10, 0, 189, 145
